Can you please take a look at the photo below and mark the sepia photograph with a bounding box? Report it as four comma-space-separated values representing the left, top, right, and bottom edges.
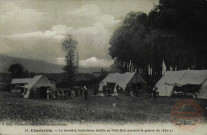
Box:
0, 0, 207, 135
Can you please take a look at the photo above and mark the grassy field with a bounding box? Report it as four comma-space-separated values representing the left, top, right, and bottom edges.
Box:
0, 91, 206, 125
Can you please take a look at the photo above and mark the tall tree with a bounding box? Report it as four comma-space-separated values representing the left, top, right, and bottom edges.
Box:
109, 12, 149, 73
62, 35, 77, 84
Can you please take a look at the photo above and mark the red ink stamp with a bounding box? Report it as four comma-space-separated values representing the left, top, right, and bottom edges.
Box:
171, 99, 203, 131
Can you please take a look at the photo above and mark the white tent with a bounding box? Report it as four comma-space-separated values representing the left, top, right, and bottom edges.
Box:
156, 70, 207, 99
198, 80, 207, 99
176, 70, 207, 86
98, 72, 146, 95
156, 70, 186, 86
20, 75, 56, 99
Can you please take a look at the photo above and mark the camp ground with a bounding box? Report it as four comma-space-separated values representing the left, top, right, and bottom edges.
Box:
98, 72, 146, 96
156, 70, 207, 99
0, 1, 207, 132
11, 75, 56, 99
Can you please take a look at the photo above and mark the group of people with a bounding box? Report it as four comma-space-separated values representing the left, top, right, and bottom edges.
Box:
46, 84, 158, 100
146, 85, 158, 100
102, 83, 141, 97
101, 83, 158, 100
102, 85, 112, 94
46, 85, 88, 100
152, 86, 158, 100
126, 86, 141, 97
102, 84, 123, 95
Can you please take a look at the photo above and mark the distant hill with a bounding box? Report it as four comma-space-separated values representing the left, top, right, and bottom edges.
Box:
0, 54, 63, 73
0, 54, 111, 73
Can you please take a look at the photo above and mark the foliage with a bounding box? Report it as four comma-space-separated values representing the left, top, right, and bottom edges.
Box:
109, 0, 207, 82
149, 0, 207, 70
62, 35, 78, 84
8, 63, 29, 78
109, 12, 149, 73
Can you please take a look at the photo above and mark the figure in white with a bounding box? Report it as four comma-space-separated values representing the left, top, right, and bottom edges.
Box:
47, 88, 50, 100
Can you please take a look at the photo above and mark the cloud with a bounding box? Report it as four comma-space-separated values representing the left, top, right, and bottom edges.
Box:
65, 4, 121, 60
67, 4, 101, 18
56, 57, 113, 67
95, 14, 121, 28
5, 22, 113, 61
1, 25, 70, 64
0, 35, 65, 64
56, 57, 65, 65
80, 57, 113, 67
0, 2, 121, 68
4, 23, 113, 64
67, 4, 121, 28
7, 25, 72, 41
0, 2, 46, 34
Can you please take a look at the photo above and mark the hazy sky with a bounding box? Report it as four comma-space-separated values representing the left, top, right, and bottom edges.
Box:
0, 0, 157, 67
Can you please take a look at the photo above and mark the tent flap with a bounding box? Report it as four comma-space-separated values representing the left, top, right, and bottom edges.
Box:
197, 80, 207, 99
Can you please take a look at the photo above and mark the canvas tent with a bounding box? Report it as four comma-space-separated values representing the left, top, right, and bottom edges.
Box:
155, 70, 187, 96
11, 75, 56, 99
198, 80, 207, 99
98, 72, 146, 95
155, 70, 207, 99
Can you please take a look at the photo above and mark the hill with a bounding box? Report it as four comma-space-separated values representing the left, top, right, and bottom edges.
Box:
0, 54, 111, 73
0, 54, 63, 73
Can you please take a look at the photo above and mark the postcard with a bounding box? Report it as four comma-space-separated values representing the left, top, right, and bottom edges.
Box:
0, 0, 206, 135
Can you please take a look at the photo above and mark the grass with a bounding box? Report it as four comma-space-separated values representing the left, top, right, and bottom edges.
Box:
0, 91, 206, 125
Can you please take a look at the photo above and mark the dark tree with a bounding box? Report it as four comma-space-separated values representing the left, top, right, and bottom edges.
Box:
109, 0, 207, 83
62, 35, 77, 84
8, 63, 24, 78
109, 12, 149, 74
149, 0, 207, 70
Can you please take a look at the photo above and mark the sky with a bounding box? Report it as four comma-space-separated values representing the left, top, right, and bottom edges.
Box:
0, 0, 157, 68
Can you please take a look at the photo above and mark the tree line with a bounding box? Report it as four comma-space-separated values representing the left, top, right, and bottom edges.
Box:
109, 0, 207, 83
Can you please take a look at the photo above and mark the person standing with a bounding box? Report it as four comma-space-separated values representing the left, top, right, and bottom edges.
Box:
93, 84, 98, 95
83, 86, 88, 100
116, 85, 120, 94
77, 86, 79, 95
126, 89, 129, 96
56, 90, 60, 99
58, 90, 61, 99
80, 86, 83, 96
46, 88, 50, 100
103, 84, 106, 94
135, 86, 139, 97
68, 88, 72, 99
130, 87, 133, 96
148, 85, 153, 98
153, 86, 157, 100
61, 89, 65, 99
75, 86, 78, 97
55, 90, 58, 100
63, 88, 67, 99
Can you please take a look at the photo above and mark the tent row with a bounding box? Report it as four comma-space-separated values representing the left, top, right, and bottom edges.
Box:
98, 70, 207, 99
10, 70, 207, 99
155, 70, 207, 99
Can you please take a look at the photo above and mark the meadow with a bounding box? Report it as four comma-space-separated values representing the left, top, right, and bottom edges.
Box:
0, 91, 206, 125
